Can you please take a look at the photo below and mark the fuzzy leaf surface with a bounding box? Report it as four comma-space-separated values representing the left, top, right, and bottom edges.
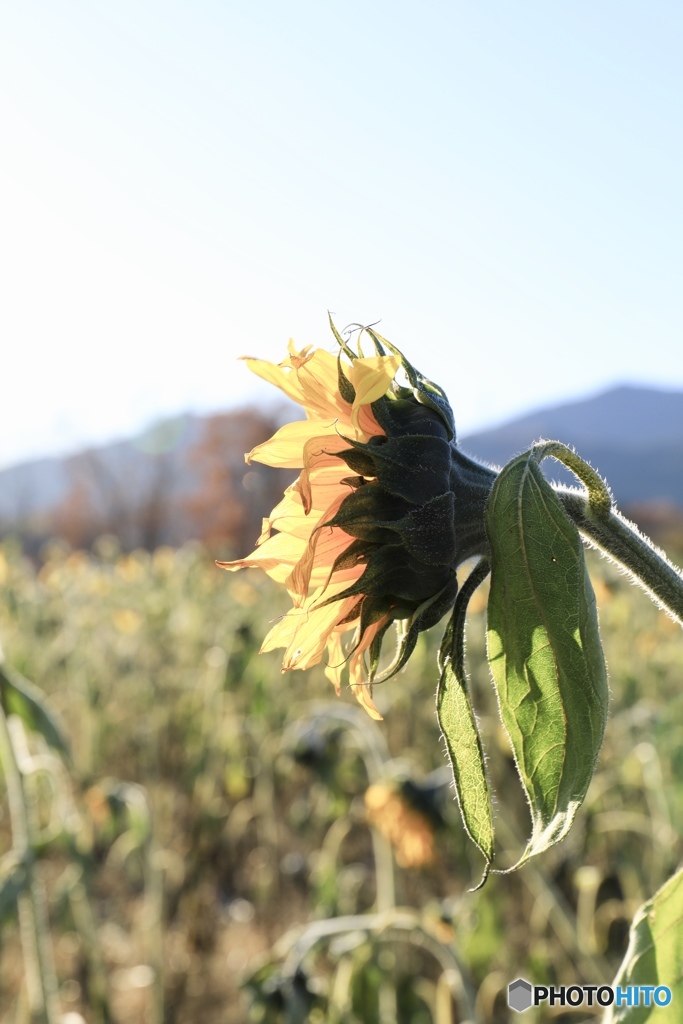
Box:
603, 867, 683, 1023
437, 580, 494, 881
485, 451, 608, 866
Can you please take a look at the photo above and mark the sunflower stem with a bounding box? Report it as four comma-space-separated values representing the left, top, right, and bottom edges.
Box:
450, 448, 499, 566
453, 444, 683, 628
558, 490, 683, 627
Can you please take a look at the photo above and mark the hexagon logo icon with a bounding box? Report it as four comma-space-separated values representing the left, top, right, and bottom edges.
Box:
508, 978, 533, 1012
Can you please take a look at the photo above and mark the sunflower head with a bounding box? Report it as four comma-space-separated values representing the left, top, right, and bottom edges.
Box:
218, 320, 495, 719
364, 781, 436, 869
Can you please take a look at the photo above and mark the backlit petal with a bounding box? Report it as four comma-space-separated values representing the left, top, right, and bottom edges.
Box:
286, 339, 313, 368
347, 616, 390, 720
247, 420, 335, 468
354, 402, 384, 439
260, 486, 320, 543
286, 491, 349, 603
280, 582, 360, 671
297, 350, 349, 421
296, 434, 353, 512
242, 356, 307, 406
287, 515, 358, 604
217, 531, 306, 583
347, 355, 401, 432
324, 632, 346, 695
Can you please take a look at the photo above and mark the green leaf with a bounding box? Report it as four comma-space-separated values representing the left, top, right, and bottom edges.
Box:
485, 449, 608, 867
604, 867, 683, 1023
437, 560, 493, 885
0, 664, 71, 762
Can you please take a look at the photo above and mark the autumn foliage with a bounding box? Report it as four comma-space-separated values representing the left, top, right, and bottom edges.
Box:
46, 408, 294, 555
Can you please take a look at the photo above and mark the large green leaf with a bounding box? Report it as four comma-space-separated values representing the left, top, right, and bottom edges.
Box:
604, 868, 683, 1023
0, 664, 71, 762
485, 448, 608, 866
436, 559, 493, 885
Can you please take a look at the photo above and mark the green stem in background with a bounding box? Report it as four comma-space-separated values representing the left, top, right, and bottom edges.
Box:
0, 699, 59, 1024
281, 909, 478, 1024
146, 843, 165, 1024
282, 705, 396, 911
64, 867, 111, 1024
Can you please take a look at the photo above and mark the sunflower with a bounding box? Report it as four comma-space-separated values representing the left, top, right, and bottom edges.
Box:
218, 322, 496, 718
364, 782, 435, 869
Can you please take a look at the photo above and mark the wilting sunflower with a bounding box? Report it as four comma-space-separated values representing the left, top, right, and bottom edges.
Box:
219, 322, 496, 718
364, 782, 436, 869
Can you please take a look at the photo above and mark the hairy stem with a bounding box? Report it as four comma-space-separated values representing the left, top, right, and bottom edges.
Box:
558, 490, 683, 627
453, 443, 683, 627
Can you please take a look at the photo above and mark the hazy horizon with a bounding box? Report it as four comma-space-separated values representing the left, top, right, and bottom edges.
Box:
3, 377, 682, 474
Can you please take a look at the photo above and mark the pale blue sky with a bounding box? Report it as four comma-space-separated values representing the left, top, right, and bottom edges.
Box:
2, 2, 682, 468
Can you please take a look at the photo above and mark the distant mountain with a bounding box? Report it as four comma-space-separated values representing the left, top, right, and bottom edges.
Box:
460, 385, 683, 507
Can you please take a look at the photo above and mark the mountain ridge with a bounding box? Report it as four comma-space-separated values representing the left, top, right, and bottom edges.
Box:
460, 384, 683, 506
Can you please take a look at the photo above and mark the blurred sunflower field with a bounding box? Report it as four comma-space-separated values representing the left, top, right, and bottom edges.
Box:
1, 536, 682, 1023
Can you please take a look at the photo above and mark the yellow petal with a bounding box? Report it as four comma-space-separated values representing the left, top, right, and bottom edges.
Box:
297, 467, 359, 516
305, 541, 363, 590
286, 339, 313, 369
247, 420, 335, 468
324, 633, 346, 695
260, 608, 300, 653
297, 350, 350, 420
261, 446, 356, 549
347, 355, 401, 432
256, 517, 271, 546
259, 486, 319, 544
217, 530, 306, 584
296, 433, 351, 512
354, 402, 384, 440
286, 497, 358, 604
352, 683, 383, 721
260, 578, 354, 660
347, 616, 390, 720
280, 582, 359, 671
242, 356, 307, 406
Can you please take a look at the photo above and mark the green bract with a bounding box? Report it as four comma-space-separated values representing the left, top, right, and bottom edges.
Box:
326, 326, 496, 684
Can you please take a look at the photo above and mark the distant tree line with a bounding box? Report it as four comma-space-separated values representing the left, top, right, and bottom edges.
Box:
4, 409, 293, 558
